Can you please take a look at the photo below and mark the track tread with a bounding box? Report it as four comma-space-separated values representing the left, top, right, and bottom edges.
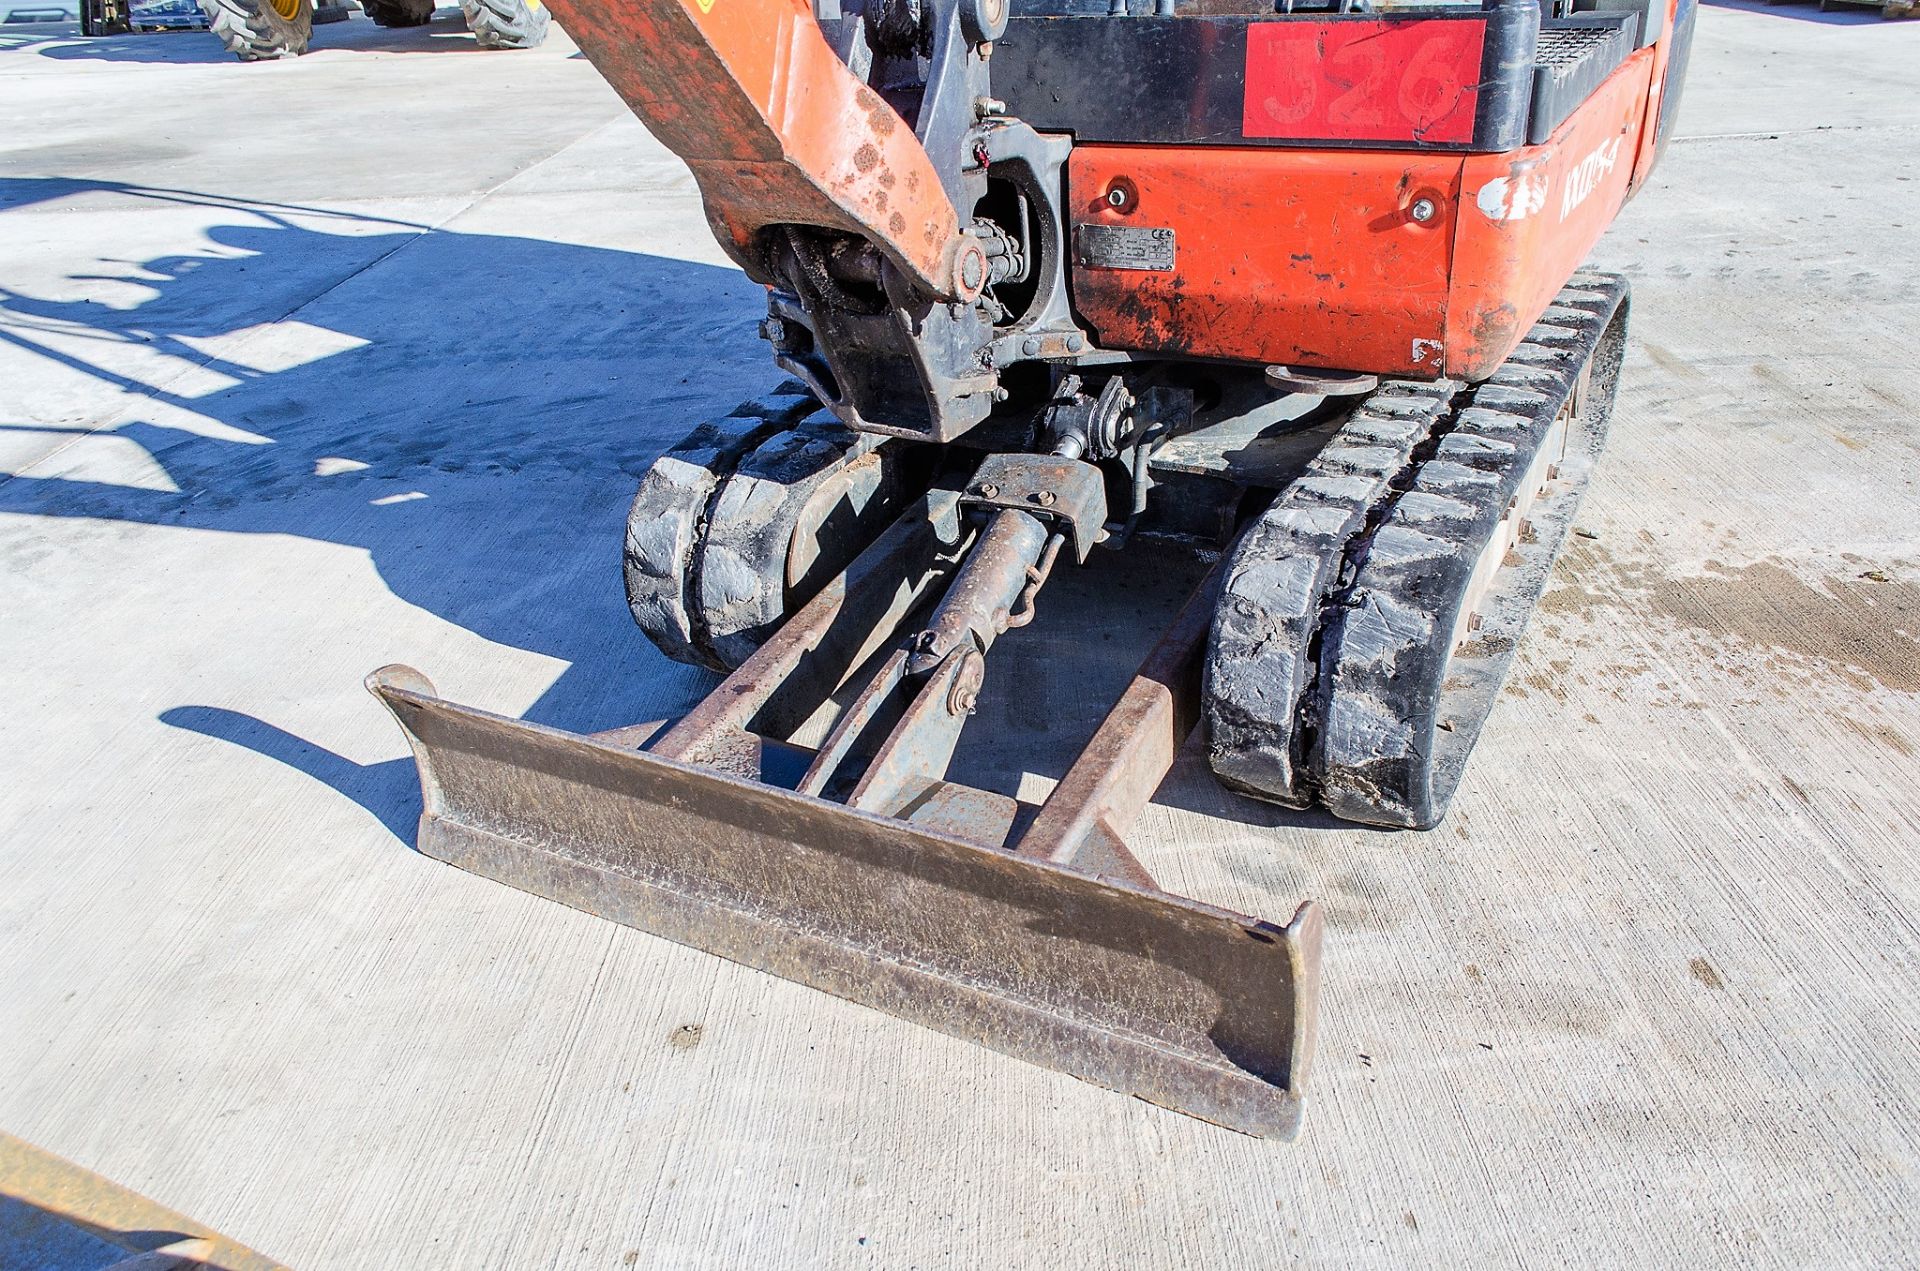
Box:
1205, 272, 1632, 827
623, 388, 816, 669
624, 385, 926, 672
693, 414, 900, 669
1204, 380, 1460, 806
1314, 274, 1631, 827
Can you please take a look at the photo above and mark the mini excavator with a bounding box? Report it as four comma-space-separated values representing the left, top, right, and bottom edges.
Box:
370, 0, 1695, 1136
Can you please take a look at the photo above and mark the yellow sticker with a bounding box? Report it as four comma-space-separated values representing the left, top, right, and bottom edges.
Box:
694, 0, 714, 10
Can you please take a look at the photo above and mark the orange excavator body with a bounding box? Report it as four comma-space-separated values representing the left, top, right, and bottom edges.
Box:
542, 0, 1693, 387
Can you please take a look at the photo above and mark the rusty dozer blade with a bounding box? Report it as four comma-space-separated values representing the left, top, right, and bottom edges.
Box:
369, 488, 1323, 1138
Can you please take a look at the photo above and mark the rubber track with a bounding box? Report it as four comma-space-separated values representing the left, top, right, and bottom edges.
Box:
1205, 272, 1630, 828
693, 416, 902, 669
1315, 274, 1628, 827
623, 386, 816, 669
1205, 379, 1461, 807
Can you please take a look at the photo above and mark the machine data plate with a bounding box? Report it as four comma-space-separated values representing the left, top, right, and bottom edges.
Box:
1076, 224, 1176, 272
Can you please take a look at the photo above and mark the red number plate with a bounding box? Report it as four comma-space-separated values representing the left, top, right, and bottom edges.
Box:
1243, 19, 1486, 145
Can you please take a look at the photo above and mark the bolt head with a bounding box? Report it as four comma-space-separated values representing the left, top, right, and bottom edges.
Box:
1409, 197, 1439, 224
1021, 336, 1041, 357
977, 482, 999, 499
958, 247, 987, 293
1107, 187, 1128, 209
1031, 490, 1056, 507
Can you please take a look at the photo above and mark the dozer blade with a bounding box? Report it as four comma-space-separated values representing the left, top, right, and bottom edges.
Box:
368, 488, 1321, 1138
370, 668, 1320, 1138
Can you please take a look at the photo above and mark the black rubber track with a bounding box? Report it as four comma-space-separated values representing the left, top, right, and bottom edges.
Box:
1204, 272, 1631, 829
623, 385, 927, 672
1315, 275, 1629, 827
623, 387, 817, 670
692, 417, 923, 670
1204, 381, 1460, 808
201, 0, 310, 58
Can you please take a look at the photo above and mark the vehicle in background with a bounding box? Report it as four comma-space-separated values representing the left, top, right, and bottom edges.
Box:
4, 5, 76, 20
131, 0, 206, 28
198, 0, 550, 59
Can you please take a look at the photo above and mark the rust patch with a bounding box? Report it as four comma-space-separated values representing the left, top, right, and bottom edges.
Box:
852, 143, 880, 174
669, 1022, 704, 1049
1464, 302, 1521, 375
890, 212, 906, 235
856, 85, 898, 137
878, 168, 896, 188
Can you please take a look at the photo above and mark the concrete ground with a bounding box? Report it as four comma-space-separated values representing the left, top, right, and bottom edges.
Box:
3, 4, 1918, 1267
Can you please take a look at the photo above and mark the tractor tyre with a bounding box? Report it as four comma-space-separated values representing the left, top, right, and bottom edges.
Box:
460, 0, 548, 48
201, 0, 311, 58
362, 0, 432, 26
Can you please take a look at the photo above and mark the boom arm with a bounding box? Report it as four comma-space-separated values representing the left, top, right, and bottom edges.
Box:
544, 0, 980, 301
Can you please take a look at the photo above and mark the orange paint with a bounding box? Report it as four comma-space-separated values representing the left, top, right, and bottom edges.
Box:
1070, 52, 1661, 381
542, 0, 963, 296
1068, 146, 1464, 375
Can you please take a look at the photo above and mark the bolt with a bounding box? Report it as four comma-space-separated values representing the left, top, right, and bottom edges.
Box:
973, 96, 1007, 119
1030, 490, 1057, 507
758, 317, 787, 344
958, 245, 987, 293
1107, 186, 1129, 209
1021, 336, 1041, 357
977, 482, 999, 499
1409, 197, 1439, 224
1067, 333, 1085, 353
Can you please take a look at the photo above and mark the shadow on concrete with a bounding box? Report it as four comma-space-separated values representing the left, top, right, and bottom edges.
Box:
1, 175, 771, 840
160, 705, 423, 840
1702, 0, 1894, 23
0, 1192, 196, 1271
2, 175, 1345, 859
